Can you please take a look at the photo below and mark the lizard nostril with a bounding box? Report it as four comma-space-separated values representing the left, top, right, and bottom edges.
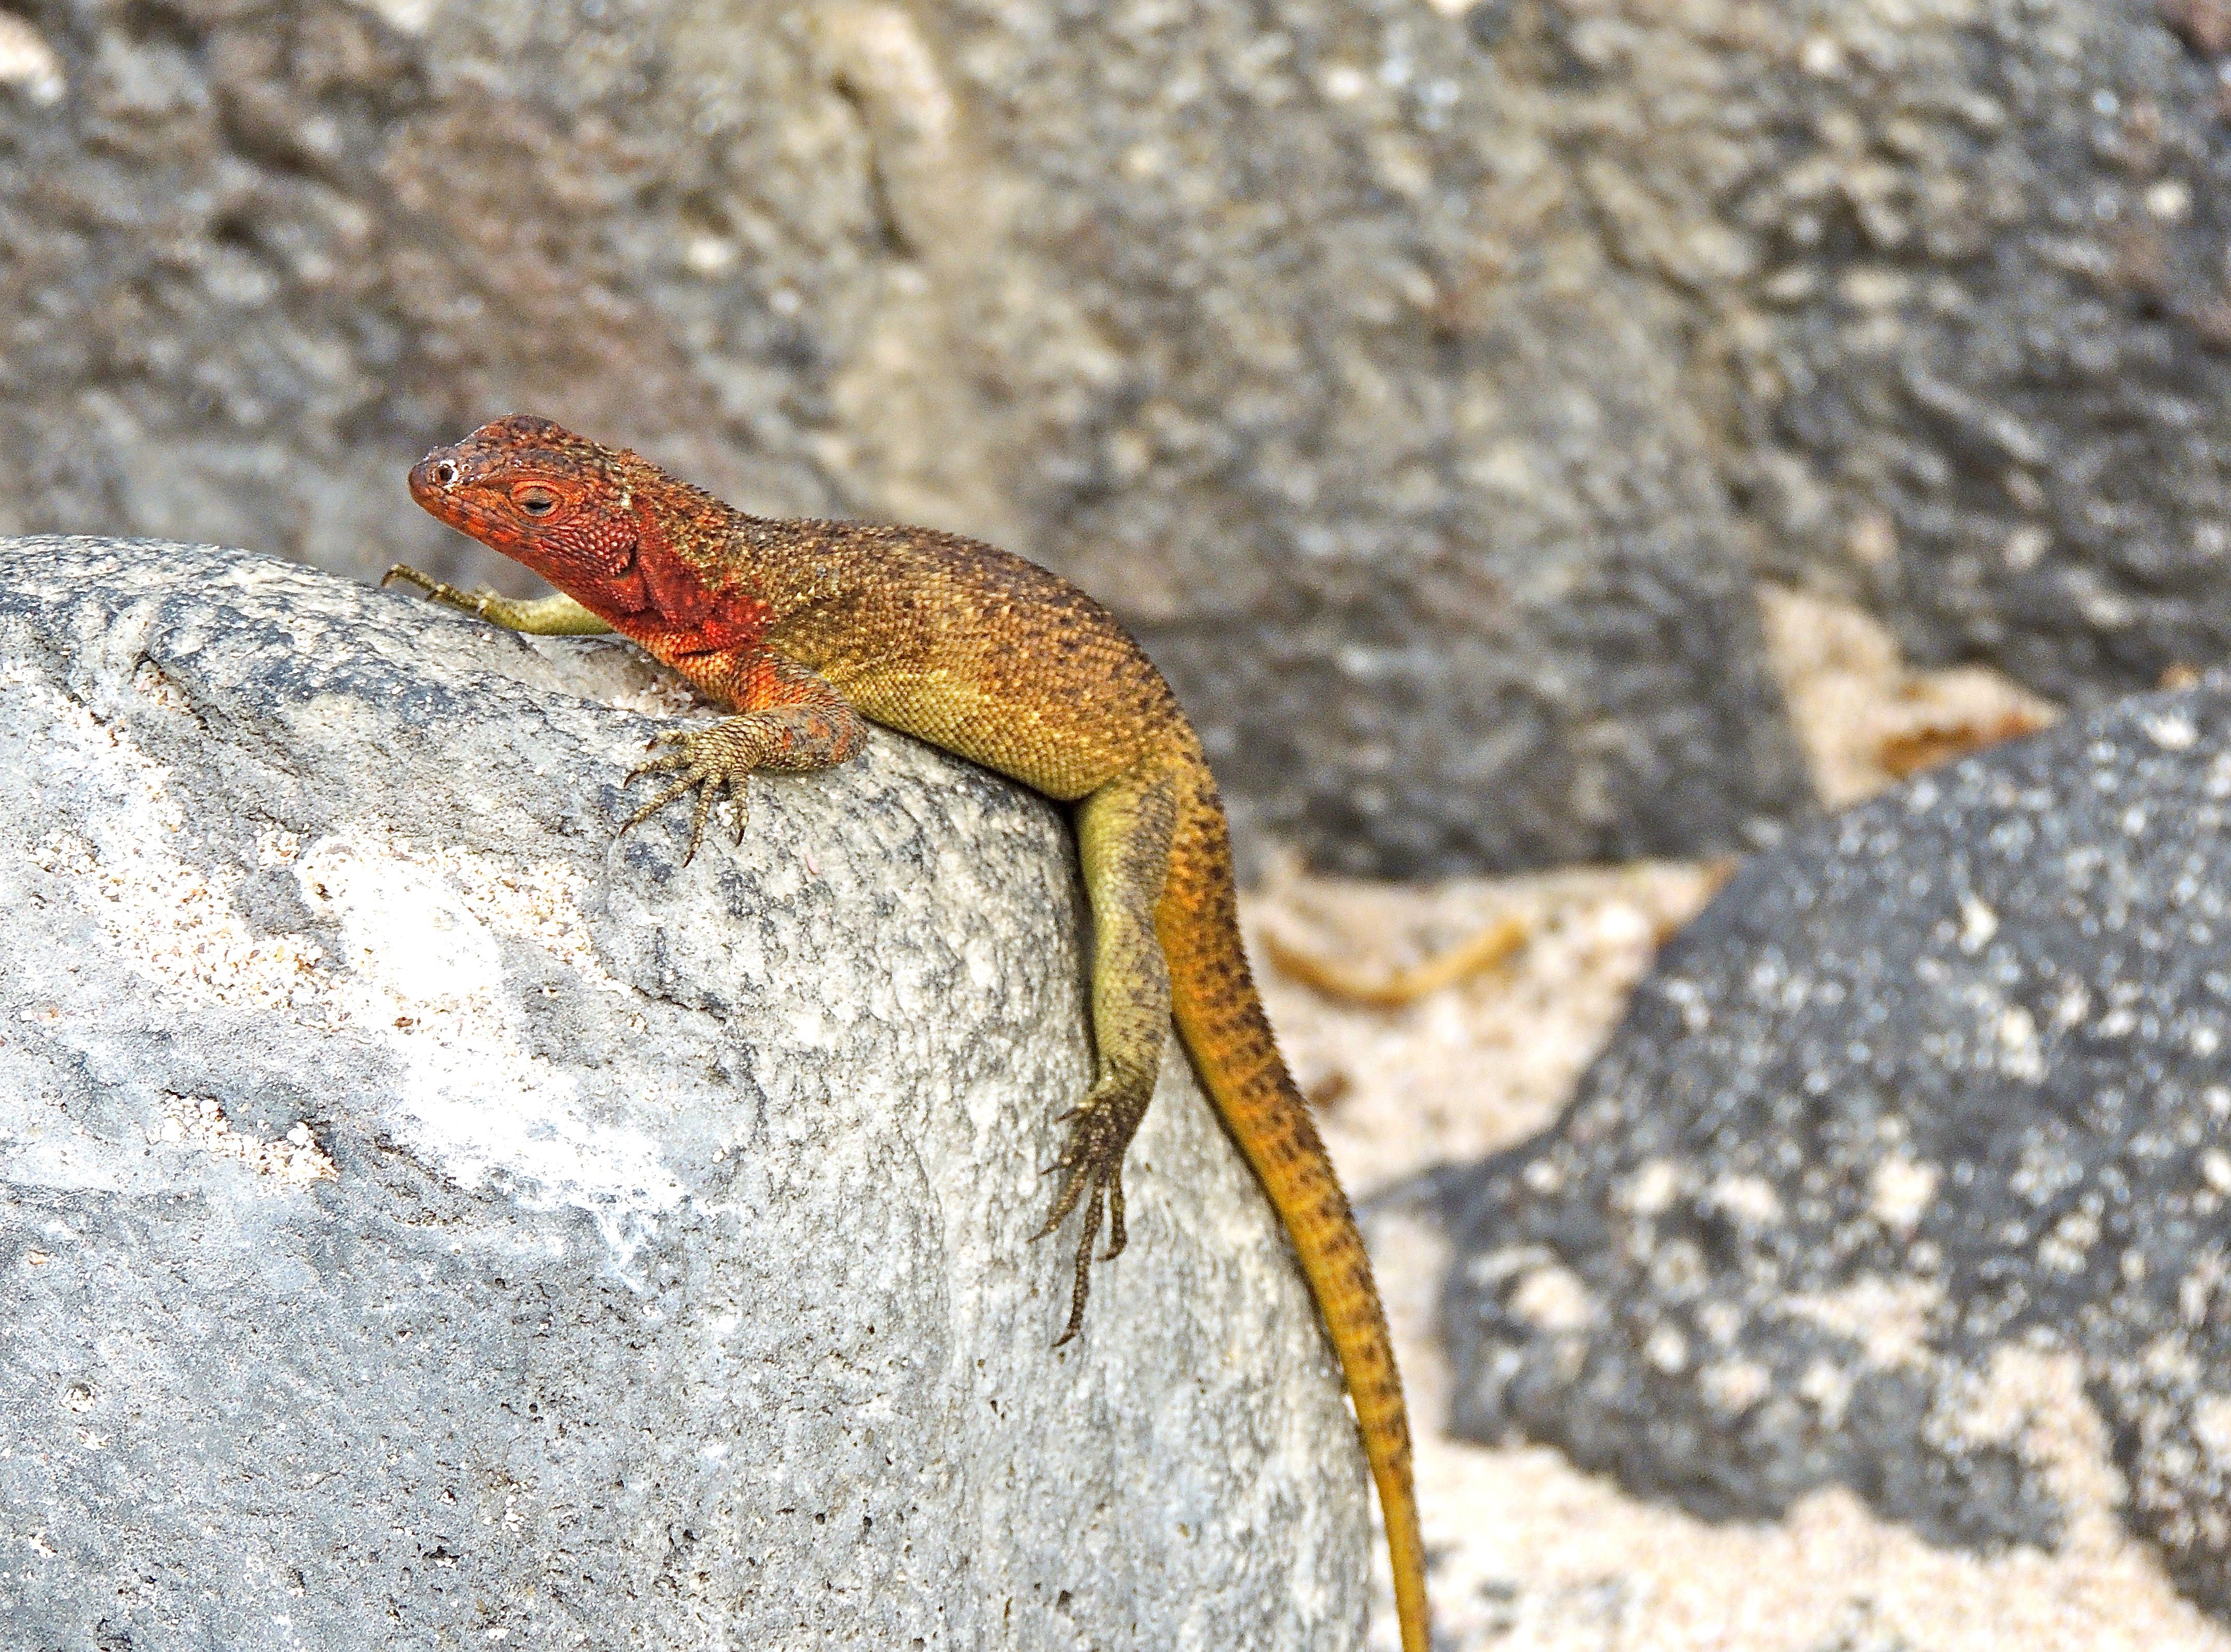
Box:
433, 460, 458, 487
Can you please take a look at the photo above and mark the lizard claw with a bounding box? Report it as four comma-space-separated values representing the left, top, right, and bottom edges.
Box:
625, 749, 693, 786
618, 723, 756, 864
380, 563, 495, 618
618, 775, 704, 852
1035, 1067, 1153, 1345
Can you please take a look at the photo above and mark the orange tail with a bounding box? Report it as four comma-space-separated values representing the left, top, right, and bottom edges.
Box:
1158, 786, 1429, 1652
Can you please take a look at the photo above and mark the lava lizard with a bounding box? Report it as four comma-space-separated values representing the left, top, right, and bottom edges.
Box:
384, 414, 1429, 1651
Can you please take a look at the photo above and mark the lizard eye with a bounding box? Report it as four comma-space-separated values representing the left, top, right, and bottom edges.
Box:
515, 485, 558, 517
431, 460, 459, 487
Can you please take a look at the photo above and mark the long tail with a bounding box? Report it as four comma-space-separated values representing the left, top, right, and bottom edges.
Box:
1157, 779, 1429, 1652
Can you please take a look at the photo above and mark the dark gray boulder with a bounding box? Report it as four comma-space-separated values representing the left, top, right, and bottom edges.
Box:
1542, 0, 2231, 698
1440, 676, 2231, 1614
0, 536, 1369, 1649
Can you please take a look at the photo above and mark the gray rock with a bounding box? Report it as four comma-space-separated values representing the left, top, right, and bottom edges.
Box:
1534, 0, 2231, 698
0, 0, 1809, 876
0, 536, 1369, 1649
940, 0, 1810, 875
1439, 676, 2231, 1612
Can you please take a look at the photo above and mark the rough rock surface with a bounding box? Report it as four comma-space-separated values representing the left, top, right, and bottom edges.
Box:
1560, 0, 2231, 700
0, 0, 1807, 875
0, 537, 1369, 1649
1440, 678, 2231, 1617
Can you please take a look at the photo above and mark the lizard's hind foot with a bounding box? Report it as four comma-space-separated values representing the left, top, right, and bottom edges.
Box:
1034, 1067, 1152, 1345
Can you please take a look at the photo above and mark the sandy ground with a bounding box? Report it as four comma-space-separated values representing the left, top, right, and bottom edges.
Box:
1238, 589, 2229, 1650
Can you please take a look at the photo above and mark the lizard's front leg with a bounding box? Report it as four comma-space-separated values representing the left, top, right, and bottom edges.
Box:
625, 649, 870, 862
1037, 761, 1182, 1344
381, 564, 616, 635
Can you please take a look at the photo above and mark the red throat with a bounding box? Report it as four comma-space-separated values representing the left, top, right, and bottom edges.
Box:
627, 507, 770, 656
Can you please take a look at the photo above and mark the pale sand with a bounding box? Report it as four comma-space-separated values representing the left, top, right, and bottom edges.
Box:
1237, 588, 2226, 1649
1251, 855, 1724, 1195
1755, 584, 2061, 812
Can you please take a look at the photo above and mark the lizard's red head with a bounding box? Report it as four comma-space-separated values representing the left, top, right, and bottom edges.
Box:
409, 414, 645, 596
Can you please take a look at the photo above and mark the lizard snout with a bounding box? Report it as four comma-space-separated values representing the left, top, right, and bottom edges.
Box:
408, 452, 463, 506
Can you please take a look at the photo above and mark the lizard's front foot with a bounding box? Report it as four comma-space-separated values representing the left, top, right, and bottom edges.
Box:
1034, 1065, 1155, 1346
621, 723, 761, 864
382, 563, 496, 618
383, 566, 616, 636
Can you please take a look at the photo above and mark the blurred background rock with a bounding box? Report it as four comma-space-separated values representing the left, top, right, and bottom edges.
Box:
21, 0, 2225, 877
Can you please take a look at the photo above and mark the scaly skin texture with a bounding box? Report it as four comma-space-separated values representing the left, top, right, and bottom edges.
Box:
385, 414, 1429, 1651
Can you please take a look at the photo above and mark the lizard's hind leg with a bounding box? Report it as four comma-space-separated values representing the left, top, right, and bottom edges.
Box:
1036, 761, 1182, 1345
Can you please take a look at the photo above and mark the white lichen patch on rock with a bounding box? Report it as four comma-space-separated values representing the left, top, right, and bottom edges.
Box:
307, 829, 630, 997
154, 1094, 336, 1186
431, 850, 625, 990
292, 831, 683, 1267
1699, 1358, 1772, 1417
1949, 1348, 2127, 1530
1620, 1158, 1686, 1217
261, 822, 625, 993
1707, 1172, 1783, 1228
18, 682, 323, 1012
0, 11, 65, 105
1869, 1153, 1941, 1235
1994, 1001, 2046, 1084
2040, 1203, 2104, 1276
1508, 1262, 1596, 1335
2188, 1394, 2231, 1473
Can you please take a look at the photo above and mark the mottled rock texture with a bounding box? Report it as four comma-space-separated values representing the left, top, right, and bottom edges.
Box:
1440, 677, 2231, 1616
1568, 0, 2231, 700
0, 0, 1809, 875
0, 537, 1369, 1649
